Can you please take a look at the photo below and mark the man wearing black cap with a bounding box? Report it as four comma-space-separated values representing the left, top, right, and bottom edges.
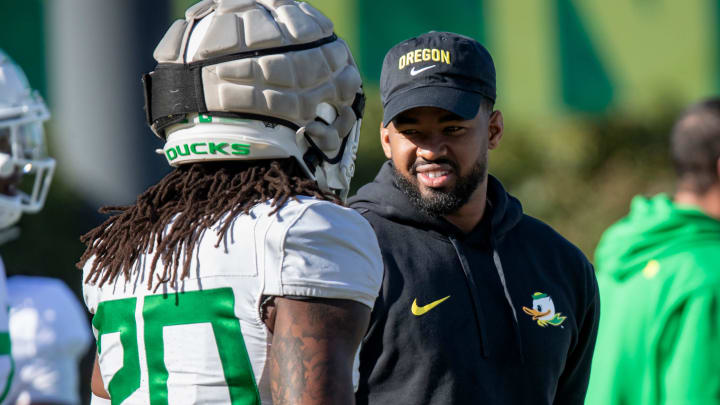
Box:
350, 32, 600, 404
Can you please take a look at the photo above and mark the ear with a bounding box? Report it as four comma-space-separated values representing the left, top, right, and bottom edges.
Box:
487, 110, 504, 150
380, 122, 393, 159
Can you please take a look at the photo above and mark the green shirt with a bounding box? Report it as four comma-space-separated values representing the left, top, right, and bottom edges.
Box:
586, 194, 720, 405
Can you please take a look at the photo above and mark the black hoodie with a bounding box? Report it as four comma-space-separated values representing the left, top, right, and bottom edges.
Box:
350, 162, 599, 405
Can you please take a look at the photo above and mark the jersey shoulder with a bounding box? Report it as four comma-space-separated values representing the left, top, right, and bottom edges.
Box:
263, 197, 383, 308
83, 197, 383, 310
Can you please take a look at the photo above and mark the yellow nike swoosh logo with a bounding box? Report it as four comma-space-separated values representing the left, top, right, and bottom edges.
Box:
411, 295, 451, 316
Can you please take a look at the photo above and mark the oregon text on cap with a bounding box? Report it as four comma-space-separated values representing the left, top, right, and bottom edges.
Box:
398, 48, 451, 70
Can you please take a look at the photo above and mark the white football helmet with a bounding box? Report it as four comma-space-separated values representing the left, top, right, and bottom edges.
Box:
0, 50, 56, 230
143, 0, 364, 200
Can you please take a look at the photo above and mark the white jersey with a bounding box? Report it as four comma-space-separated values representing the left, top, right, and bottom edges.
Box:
6, 276, 93, 405
83, 197, 383, 404
0, 259, 11, 405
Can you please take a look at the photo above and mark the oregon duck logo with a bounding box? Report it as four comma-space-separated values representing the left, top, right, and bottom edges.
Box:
522, 292, 567, 327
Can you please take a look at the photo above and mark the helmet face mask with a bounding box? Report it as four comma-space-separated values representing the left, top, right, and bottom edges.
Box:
146, 1, 364, 200
0, 50, 56, 230
324, 117, 361, 200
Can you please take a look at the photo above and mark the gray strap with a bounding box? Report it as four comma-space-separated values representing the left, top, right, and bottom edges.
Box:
493, 250, 517, 322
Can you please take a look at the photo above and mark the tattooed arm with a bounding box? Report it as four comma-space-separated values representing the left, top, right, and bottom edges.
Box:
268, 297, 371, 405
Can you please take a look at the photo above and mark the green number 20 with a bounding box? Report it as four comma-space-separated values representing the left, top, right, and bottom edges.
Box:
93, 288, 260, 405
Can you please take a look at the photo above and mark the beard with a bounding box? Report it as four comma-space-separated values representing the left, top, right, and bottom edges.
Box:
392, 156, 487, 218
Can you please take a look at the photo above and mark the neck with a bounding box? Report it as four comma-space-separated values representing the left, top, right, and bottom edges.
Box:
444, 178, 488, 233
674, 185, 720, 220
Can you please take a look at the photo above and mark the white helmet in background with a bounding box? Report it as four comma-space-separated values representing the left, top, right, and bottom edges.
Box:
0, 50, 55, 231
143, 0, 365, 200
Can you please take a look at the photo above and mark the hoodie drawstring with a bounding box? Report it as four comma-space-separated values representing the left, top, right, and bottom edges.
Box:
491, 248, 525, 363
493, 250, 517, 322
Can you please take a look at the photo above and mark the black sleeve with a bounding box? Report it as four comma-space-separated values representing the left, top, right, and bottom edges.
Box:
553, 260, 600, 405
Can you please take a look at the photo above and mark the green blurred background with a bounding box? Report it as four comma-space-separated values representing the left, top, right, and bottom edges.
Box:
1, 1, 718, 402
1, 0, 718, 295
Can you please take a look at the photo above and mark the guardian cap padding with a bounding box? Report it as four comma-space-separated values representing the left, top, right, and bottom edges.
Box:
143, 0, 362, 138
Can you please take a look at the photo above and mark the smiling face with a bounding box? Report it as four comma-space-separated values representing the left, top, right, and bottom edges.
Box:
381, 105, 503, 217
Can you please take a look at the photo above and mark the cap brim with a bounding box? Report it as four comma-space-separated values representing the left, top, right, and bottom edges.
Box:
382, 86, 484, 127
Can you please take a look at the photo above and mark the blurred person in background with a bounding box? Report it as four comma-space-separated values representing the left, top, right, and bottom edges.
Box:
78, 1, 381, 404
586, 98, 720, 405
0, 49, 14, 399
0, 49, 92, 405
7, 277, 92, 405
350, 32, 600, 404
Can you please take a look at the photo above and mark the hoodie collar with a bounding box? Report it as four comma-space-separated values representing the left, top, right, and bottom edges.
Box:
595, 194, 720, 280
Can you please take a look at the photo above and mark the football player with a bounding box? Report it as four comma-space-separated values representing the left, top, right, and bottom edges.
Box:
0, 49, 90, 405
6, 276, 92, 405
78, 1, 382, 404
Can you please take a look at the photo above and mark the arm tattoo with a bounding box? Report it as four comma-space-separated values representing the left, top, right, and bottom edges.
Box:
269, 297, 368, 405
270, 323, 313, 404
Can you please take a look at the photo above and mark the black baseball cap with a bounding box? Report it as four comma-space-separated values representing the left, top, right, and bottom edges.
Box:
380, 31, 496, 127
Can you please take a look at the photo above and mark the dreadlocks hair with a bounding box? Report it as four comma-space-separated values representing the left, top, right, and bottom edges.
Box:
78, 158, 341, 291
